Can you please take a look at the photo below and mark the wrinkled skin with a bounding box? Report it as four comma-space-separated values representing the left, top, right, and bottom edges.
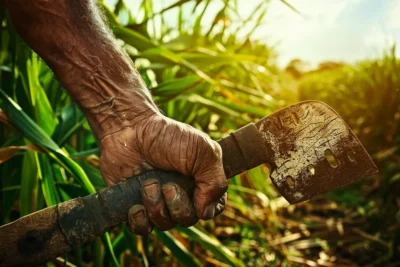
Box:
2, 0, 229, 235
101, 114, 228, 234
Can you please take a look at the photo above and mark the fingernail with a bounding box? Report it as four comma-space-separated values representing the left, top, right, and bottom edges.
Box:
144, 183, 159, 200
203, 203, 216, 220
162, 185, 177, 202
131, 210, 145, 222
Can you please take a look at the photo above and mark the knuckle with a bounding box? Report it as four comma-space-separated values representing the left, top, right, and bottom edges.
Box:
180, 209, 194, 219
198, 137, 221, 159
208, 175, 228, 193
210, 140, 222, 158
220, 179, 228, 191
169, 205, 191, 220
195, 140, 223, 174
169, 207, 182, 219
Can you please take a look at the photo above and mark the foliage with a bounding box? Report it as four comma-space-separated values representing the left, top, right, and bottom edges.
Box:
0, 0, 399, 266
0, 0, 282, 266
298, 47, 400, 266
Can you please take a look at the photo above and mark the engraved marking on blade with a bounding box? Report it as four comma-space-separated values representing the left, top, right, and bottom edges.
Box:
263, 111, 349, 186
258, 103, 363, 201
256, 101, 377, 204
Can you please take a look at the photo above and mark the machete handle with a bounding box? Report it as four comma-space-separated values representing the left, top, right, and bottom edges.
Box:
0, 123, 268, 267
57, 171, 197, 247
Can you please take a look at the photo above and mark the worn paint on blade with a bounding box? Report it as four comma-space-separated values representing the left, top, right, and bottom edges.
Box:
255, 101, 378, 204
260, 108, 349, 185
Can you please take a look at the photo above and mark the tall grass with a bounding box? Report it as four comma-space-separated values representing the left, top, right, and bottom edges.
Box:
298, 47, 400, 266
0, 0, 399, 266
0, 0, 283, 266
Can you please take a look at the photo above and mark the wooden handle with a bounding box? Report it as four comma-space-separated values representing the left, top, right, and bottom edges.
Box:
0, 206, 71, 267
0, 123, 268, 266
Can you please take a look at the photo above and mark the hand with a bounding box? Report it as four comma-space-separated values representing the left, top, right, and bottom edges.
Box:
99, 113, 228, 235
2, 0, 227, 236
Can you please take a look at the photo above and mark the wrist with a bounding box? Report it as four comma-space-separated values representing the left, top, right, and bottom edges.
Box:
49, 51, 160, 140
84, 92, 160, 141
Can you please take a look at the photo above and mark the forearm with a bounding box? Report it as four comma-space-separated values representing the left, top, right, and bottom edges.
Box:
4, 0, 158, 140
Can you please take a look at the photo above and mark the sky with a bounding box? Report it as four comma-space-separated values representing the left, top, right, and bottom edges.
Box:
251, 0, 400, 66
106, 0, 400, 67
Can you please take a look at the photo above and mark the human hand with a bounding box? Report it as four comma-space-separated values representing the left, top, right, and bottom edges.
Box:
2, 0, 226, 237
99, 113, 228, 235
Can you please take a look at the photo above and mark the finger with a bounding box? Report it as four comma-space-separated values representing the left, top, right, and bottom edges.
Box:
127, 205, 153, 236
215, 192, 227, 217
162, 182, 198, 227
141, 179, 176, 231
193, 139, 228, 220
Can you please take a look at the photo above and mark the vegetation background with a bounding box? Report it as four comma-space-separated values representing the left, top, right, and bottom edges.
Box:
0, 0, 399, 266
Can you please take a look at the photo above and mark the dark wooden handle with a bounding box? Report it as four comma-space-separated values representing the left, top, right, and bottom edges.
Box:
0, 123, 268, 266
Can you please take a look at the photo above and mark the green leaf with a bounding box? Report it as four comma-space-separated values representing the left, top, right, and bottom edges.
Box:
155, 230, 202, 267
101, 2, 121, 26
52, 102, 85, 146
180, 52, 261, 67
185, 94, 247, 120
113, 26, 157, 51
178, 226, 246, 267
33, 83, 58, 135
56, 182, 87, 199
101, 233, 120, 267
122, 225, 139, 256
193, 0, 210, 36
280, 0, 302, 15
0, 144, 42, 164
20, 150, 38, 216
70, 148, 100, 158
203, 95, 268, 117
0, 89, 96, 194
37, 153, 60, 207
152, 75, 201, 96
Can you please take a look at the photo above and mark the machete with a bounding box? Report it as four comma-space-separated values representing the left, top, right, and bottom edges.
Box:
0, 101, 377, 266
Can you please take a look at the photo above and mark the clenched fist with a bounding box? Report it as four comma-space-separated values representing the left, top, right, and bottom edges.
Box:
100, 113, 228, 235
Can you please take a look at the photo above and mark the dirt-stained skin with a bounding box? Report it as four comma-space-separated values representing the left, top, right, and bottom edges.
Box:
2, 0, 228, 234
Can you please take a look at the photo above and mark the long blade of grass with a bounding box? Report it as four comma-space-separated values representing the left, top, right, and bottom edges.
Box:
0, 144, 42, 164
178, 226, 246, 267
101, 233, 120, 267
280, 0, 301, 15
155, 230, 202, 267
0, 89, 96, 194
37, 153, 60, 206
20, 150, 38, 216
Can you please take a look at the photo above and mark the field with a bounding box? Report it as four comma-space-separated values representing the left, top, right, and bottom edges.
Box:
0, 1, 399, 266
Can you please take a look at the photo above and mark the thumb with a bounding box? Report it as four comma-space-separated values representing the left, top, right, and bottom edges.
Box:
192, 138, 228, 220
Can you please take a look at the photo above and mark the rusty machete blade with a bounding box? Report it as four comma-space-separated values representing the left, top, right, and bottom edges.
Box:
255, 101, 378, 204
